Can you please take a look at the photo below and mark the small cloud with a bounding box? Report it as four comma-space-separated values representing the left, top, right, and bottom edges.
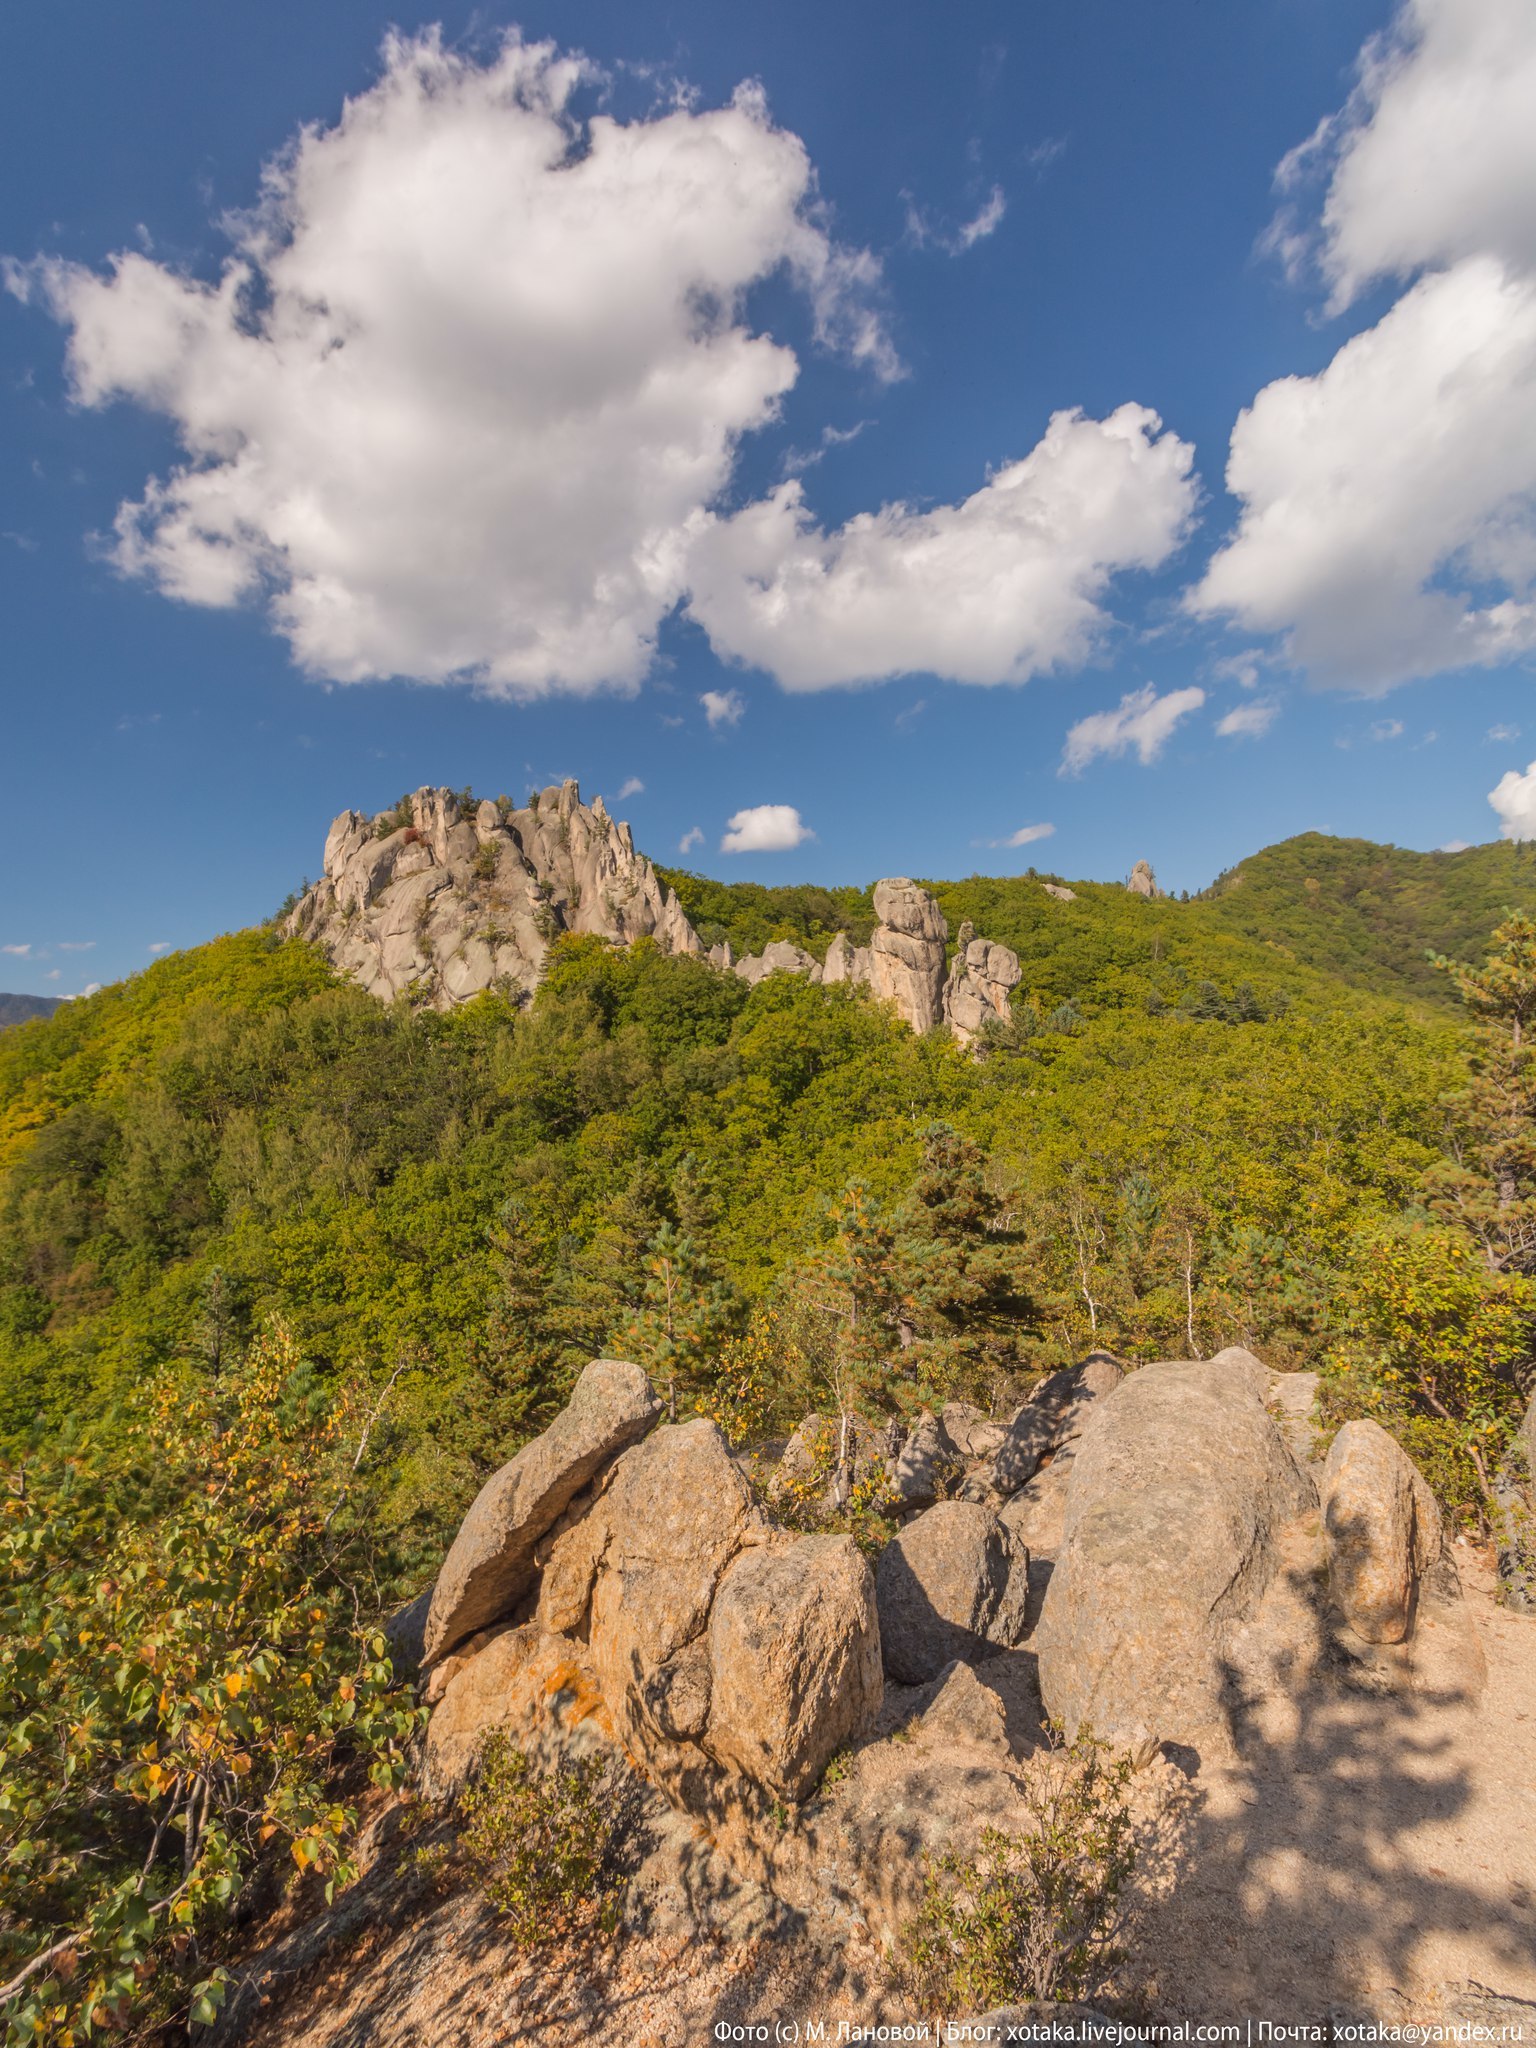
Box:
701, 688, 745, 731
720, 804, 813, 854
1026, 136, 1067, 172
659, 713, 685, 729
1216, 699, 1279, 740
44, 969, 61, 981
1490, 760, 1536, 842
615, 776, 644, 801
57, 940, 95, 953
895, 699, 926, 732
1488, 723, 1521, 743
116, 711, 162, 734
1212, 648, 1267, 691
957, 185, 1006, 249
64, 982, 102, 1000
782, 419, 872, 477
1438, 840, 1471, 853
677, 827, 704, 855
148, 941, 171, 955
1061, 684, 1205, 776
987, 822, 1055, 849
1, 943, 30, 957
1, 530, 37, 553
1369, 719, 1405, 743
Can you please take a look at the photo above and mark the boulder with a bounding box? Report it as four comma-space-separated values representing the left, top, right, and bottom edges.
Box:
1034, 1354, 1316, 1756
585, 1419, 882, 1804
875, 1501, 1030, 1684
887, 1409, 963, 1511
423, 1358, 661, 1665
869, 878, 948, 1034
1126, 859, 1158, 898
944, 927, 1023, 1047
735, 939, 821, 987
999, 1450, 1078, 1557
917, 1659, 1012, 1758
941, 1400, 1007, 1461
382, 1587, 432, 1679
1041, 883, 1077, 903
705, 1536, 884, 1801
964, 1353, 1124, 1503
1321, 1419, 1442, 1643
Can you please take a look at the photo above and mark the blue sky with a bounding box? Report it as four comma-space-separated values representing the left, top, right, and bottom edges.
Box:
4, 0, 1536, 996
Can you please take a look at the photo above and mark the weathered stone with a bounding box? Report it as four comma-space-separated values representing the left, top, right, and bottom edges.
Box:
1322, 1418, 1442, 1644
382, 1587, 432, 1680
822, 932, 856, 983
999, 1450, 1078, 1557
1041, 883, 1077, 902
1126, 859, 1158, 897
940, 1400, 1006, 1461
421, 1625, 613, 1797
286, 781, 703, 1010
423, 1358, 661, 1665
868, 879, 948, 1033
735, 939, 822, 986
704, 1535, 883, 1802
944, 931, 1023, 1047
964, 1353, 1124, 1503
918, 1659, 1012, 1757
887, 1409, 962, 1511
1034, 1355, 1316, 1756
875, 1501, 1030, 1684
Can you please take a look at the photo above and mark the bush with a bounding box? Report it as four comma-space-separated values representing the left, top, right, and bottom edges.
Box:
900, 1735, 1138, 2010
0, 1323, 422, 2044
457, 1734, 625, 1946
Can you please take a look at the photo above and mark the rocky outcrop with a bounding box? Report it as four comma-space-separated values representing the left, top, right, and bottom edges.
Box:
286, 781, 701, 1009
735, 939, 822, 988
1126, 859, 1159, 898
886, 1409, 963, 1512
963, 1353, 1124, 1504
1041, 883, 1077, 903
423, 1358, 661, 1665
868, 878, 949, 1034
1322, 1419, 1443, 1643
944, 921, 1024, 1047
874, 1501, 1030, 1684
1033, 1354, 1316, 1756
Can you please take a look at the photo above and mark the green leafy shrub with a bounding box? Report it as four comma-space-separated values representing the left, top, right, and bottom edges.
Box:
456, 1734, 625, 1945
0, 1322, 422, 2044
900, 1735, 1138, 2010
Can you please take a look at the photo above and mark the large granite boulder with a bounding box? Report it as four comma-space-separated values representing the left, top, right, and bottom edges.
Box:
1033, 1354, 1316, 1756
423, 1358, 661, 1665
875, 1500, 1030, 1684
1321, 1419, 1442, 1643
868, 879, 948, 1034
587, 1419, 883, 1805
964, 1353, 1124, 1503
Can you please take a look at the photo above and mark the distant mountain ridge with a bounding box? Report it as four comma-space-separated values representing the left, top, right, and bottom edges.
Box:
0, 992, 61, 1031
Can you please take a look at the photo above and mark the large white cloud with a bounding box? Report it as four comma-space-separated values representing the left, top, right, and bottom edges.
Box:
7, 32, 893, 697
685, 405, 1198, 689
1193, 0, 1536, 690
720, 804, 812, 852
1489, 760, 1536, 841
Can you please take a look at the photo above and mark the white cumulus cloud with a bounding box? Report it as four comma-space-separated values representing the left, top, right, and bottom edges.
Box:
1192, 0, 1536, 691
957, 187, 1007, 250
678, 827, 704, 855
686, 405, 1198, 690
1490, 761, 1536, 841
7, 31, 894, 698
720, 803, 813, 853
1061, 684, 1205, 776
615, 776, 644, 800
1215, 698, 1279, 739
700, 688, 745, 730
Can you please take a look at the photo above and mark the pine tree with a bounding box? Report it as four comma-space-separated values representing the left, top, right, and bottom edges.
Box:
459, 1199, 569, 1478
545, 1159, 670, 1364
620, 1221, 742, 1419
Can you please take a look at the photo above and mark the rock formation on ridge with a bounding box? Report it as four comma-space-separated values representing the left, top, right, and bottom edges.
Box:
289, 785, 1029, 1044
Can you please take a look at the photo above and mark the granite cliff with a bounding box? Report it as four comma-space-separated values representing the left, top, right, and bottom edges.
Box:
287, 783, 1025, 1044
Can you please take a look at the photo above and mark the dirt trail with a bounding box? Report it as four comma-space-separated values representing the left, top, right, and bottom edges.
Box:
1136, 1549, 1536, 2021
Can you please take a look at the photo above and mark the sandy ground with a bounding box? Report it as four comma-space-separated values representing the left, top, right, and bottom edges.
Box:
1136, 1548, 1536, 2022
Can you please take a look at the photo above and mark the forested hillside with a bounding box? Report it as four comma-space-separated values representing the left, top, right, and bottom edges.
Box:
0, 993, 61, 1031
5, 837, 1536, 2040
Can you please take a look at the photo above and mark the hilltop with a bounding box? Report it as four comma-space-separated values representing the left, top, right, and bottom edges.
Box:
0, 992, 61, 1031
